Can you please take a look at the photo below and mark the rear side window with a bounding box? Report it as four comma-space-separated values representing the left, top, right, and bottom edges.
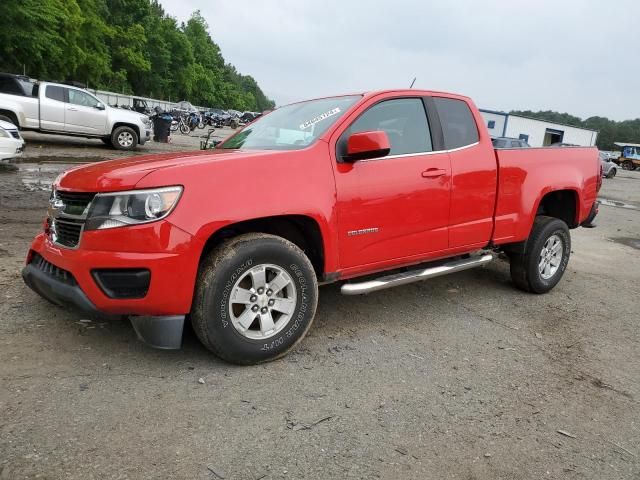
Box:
343, 98, 432, 156
45, 86, 66, 102
433, 97, 479, 149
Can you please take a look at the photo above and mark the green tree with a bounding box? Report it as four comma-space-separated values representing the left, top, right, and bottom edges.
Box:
0, 1, 275, 110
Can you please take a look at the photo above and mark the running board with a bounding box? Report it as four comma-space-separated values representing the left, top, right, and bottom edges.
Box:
340, 253, 494, 295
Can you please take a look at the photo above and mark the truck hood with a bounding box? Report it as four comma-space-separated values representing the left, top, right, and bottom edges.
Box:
108, 106, 147, 123
56, 149, 285, 192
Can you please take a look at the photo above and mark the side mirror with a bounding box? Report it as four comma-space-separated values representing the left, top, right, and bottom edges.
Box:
94, 103, 106, 110
344, 130, 390, 162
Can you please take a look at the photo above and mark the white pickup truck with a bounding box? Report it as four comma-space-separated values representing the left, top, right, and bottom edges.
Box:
0, 73, 151, 150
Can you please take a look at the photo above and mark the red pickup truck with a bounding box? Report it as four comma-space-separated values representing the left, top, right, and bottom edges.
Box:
22, 89, 600, 364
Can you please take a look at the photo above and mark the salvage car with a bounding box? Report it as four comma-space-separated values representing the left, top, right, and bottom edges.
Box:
492, 137, 530, 148
22, 89, 601, 364
0, 119, 25, 161
600, 151, 617, 178
0, 73, 151, 150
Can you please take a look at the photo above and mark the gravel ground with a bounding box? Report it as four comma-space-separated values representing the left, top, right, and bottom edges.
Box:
0, 136, 639, 479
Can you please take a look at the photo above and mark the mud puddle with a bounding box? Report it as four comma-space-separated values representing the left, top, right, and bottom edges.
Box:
610, 237, 640, 250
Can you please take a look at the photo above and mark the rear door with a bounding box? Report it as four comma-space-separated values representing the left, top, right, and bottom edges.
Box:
39, 85, 66, 131
64, 88, 108, 135
433, 96, 497, 248
333, 96, 451, 269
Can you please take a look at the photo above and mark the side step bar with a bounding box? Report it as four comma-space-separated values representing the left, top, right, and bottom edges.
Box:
340, 253, 494, 295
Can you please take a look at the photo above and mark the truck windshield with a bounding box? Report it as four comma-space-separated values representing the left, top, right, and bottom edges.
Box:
220, 95, 361, 150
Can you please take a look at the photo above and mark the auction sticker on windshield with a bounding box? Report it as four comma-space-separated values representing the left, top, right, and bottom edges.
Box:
299, 108, 341, 130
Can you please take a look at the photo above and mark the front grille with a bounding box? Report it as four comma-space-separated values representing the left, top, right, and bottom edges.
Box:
31, 253, 77, 285
10, 130, 20, 139
56, 191, 96, 214
50, 190, 96, 248
53, 218, 84, 248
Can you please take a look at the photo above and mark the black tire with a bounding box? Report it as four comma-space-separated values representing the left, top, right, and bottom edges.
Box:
179, 123, 190, 135
101, 137, 113, 147
0, 112, 19, 127
509, 216, 571, 294
111, 126, 138, 150
606, 168, 616, 179
191, 233, 318, 365
622, 160, 635, 171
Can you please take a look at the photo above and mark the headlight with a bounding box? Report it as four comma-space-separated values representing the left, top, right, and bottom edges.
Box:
140, 116, 152, 127
0, 128, 10, 138
85, 186, 183, 230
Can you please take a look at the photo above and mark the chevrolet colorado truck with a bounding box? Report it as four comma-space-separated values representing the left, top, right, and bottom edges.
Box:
22, 89, 601, 364
0, 73, 151, 150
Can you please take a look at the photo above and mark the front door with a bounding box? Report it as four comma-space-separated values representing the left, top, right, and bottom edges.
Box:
333, 97, 451, 270
64, 88, 107, 135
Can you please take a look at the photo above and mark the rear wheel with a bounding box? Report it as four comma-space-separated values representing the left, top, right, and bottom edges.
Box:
111, 126, 138, 150
606, 168, 617, 179
0, 112, 18, 127
191, 233, 318, 365
509, 216, 571, 294
622, 160, 635, 171
179, 122, 190, 135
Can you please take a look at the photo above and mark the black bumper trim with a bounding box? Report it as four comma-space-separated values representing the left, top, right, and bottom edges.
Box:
22, 263, 100, 316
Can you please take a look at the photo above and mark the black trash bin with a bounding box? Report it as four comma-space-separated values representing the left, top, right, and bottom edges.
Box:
153, 114, 172, 143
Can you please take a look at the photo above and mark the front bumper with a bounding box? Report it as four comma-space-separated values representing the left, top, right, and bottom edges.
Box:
0, 138, 25, 160
22, 255, 102, 316
22, 220, 203, 316
140, 128, 151, 145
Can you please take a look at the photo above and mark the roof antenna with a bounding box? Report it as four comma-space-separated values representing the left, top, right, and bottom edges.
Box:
409, 77, 416, 88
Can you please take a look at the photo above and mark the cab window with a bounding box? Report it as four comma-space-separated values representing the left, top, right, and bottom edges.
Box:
340, 98, 432, 157
45, 85, 66, 102
68, 89, 100, 108
433, 97, 479, 149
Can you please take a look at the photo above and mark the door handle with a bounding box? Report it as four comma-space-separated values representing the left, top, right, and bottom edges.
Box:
67, 107, 78, 111
421, 168, 446, 178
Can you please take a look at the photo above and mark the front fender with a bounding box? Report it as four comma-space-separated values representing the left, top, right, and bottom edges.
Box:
134, 143, 340, 272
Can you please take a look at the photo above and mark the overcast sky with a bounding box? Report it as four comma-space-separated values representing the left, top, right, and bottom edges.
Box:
161, 0, 639, 121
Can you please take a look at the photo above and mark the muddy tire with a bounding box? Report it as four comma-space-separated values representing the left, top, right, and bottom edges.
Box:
509, 216, 571, 294
191, 233, 318, 365
622, 160, 635, 171
111, 126, 138, 150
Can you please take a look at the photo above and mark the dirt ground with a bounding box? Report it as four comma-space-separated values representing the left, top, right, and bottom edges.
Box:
1, 134, 639, 480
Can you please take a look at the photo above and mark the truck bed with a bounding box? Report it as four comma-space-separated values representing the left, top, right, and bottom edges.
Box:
492, 146, 600, 245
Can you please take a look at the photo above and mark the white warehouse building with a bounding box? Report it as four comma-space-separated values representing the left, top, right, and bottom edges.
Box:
480, 109, 598, 147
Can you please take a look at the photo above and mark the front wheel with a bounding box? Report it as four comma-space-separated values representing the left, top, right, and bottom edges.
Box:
622, 160, 635, 171
111, 126, 138, 151
179, 122, 190, 135
509, 216, 571, 294
607, 168, 617, 179
191, 233, 319, 365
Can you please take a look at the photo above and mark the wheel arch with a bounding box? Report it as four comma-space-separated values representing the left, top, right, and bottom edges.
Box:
112, 122, 140, 139
197, 215, 327, 279
533, 188, 581, 229
0, 109, 20, 128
